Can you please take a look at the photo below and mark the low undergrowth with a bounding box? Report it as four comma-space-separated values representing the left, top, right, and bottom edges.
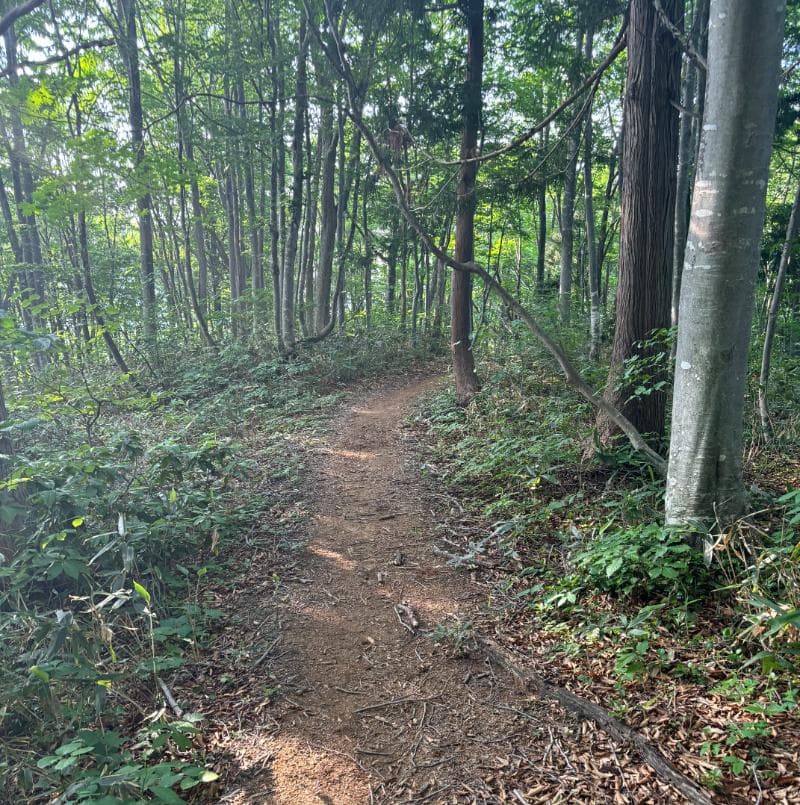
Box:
413, 338, 800, 800
1, 330, 441, 803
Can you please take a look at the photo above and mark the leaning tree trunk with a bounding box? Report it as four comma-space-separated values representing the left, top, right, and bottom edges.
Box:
451, 0, 483, 404
758, 178, 800, 438
666, 0, 785, 529
598, 0, 681, 442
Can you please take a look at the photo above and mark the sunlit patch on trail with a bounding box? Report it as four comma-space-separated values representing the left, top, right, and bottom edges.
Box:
307, 544, 359, 570
218, 733, 369, 804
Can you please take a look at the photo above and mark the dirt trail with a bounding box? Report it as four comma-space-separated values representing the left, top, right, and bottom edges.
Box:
218, 374, 550, 803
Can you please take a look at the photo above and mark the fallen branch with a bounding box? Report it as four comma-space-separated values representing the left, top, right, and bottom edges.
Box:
353, 694, 438, 715
479, 637, 713, 805
394, 600, 420, 633
156, 677, 183, 718
432, 543, 498, 569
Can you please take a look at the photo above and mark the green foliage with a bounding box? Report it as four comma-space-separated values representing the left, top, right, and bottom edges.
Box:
34, 718, 218, 804
573, 523, 710, 600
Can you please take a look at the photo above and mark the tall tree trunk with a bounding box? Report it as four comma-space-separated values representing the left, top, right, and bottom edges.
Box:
314, 91, 337, 334
558, 34, 583, 325
117, 0, 156, 346
362, 176, 372, 330
0, 371, 12, 479
671, 0, 708, 329
536, 179, 547, 290
451, 0, 483, 403
282, 13, 308, 351
4, 27, 45, 337
386, 231, 398, 315
758, 178, 800, 438
583, 30, 601, 360
299, 118, 321, 336
267, 0, 284, 345
598, 0, 681, 441
666, 0, 785, 529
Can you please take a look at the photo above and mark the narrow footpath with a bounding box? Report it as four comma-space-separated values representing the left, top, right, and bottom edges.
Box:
204, 375, 693, 804
209, 375, 546, 803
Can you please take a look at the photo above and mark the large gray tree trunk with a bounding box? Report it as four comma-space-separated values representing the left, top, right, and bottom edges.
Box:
665, 0, 786, 528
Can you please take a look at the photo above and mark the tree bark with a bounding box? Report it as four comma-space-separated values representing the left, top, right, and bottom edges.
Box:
558, 32, 583, 326
598, 0, 681, 441
671, 0, 707, 329
117, 0, 156, 346
583, 30, 601, 361
267, 0, 284, 346
536, 172, 547, 290
282, 12, 308, 352
313, 70, 338, 335
758, 178, 800, 438
451, 0, 483, 404
666, 0, 785, 528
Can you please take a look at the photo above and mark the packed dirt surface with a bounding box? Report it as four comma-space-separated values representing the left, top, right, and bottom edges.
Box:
194, 374, 700, 804
214, 374, 538, 803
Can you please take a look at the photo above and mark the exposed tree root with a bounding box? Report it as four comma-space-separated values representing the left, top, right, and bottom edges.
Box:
479, 636, 714, 805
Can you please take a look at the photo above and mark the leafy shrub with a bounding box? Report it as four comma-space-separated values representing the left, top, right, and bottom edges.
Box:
573, 522, 710, 600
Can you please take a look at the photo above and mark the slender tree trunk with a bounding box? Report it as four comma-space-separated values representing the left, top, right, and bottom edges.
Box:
300, 120, 321, 336
666, 0, 785, 528
536, 177, 547, 290
282, 13, 308, 351
671, 0, 707, 329
598, 0, 681, 441
758, 178, 800, 438
266, 0, 284, 345
117, 0, 156, 346
451, 0, 483, 403
4, 27, 45, 337
386, 231, 398, 315
583, 31, 601, 360
0, 371, 12, 479
558, 33, 583, 325
313, 76, 337, 334
362, 177, 372, 330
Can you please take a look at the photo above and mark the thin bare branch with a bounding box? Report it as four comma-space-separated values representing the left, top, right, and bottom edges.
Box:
653, 0, 707, 72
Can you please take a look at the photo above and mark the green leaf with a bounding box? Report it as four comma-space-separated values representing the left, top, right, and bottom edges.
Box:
606, 557, 623, 577
148, 785, 185, 804
29, 665, 50, 683
133, 580, 151, 606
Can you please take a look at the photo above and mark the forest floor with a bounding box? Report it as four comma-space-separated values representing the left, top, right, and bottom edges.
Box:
171, 371, 728, 804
